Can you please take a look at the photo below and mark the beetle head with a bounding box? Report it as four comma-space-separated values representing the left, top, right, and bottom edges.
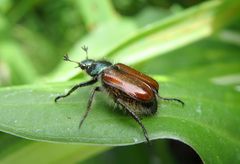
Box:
63, 46, 112, 77
79, 59, 95, 70
63, 45, 93, 71
63, 54, 95, 70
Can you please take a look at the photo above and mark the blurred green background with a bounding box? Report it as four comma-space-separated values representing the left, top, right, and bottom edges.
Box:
0, 0, 240, 163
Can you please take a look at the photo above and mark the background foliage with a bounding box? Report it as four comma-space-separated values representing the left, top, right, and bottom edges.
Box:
0, 0, 240, 163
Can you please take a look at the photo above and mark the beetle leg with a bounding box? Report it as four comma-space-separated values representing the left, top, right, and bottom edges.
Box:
159, 97, 184, 107
55, 77, 97, 102
116, 99, 150, 144
79, 86, 101, 128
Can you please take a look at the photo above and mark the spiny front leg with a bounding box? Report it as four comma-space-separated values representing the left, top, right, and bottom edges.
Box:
55, 77, 97, 102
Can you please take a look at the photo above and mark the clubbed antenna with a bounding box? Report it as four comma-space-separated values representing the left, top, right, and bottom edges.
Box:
81, 45, 88, 59
63, 54, 79, 65
63, 54, 70, 61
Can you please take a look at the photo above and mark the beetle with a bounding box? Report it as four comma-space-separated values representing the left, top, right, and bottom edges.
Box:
55, 46, 184, 143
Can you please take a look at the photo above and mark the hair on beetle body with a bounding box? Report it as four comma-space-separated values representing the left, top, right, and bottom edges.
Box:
55, 46, 184, 144
103, 84, 158, 116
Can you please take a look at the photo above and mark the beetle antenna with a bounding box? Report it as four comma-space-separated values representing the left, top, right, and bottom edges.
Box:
81, 45, 88, 59
63, 54, 79, 65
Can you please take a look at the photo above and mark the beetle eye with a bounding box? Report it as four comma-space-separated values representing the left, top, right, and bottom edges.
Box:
80, 64, 85, 69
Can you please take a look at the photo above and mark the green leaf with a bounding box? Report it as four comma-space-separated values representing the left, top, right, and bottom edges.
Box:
0, 40, 38, 84
75, 0, 117, 28
1, 36, 240, 163
1, 1, 240, 163
48, 0, 240, 82
0, 140, 109, 163
0, 76, 239, 163
0, 133, 110, 163
106, 0, 240, 64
